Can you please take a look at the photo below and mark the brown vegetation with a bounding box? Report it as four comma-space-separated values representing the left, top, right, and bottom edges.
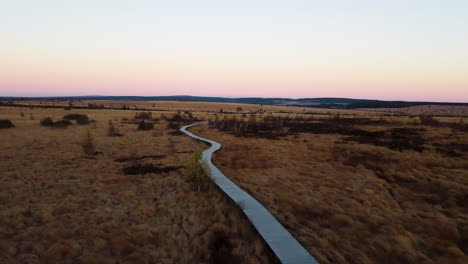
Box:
137, 120, 154, 130
2, 100, 466, 264
40, 117, 73, 128
0, 105, 277, 263
0, 120, 14, 129
193, 112, 468, 264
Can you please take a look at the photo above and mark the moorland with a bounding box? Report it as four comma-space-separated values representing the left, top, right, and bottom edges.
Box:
1, 99, 467, 263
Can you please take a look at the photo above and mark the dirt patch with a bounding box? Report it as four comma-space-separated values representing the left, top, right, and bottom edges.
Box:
0, 119, 14, 129
63, 113, 89, 121
137, 120, 155, 130
209, 231, 243, 264
52, 120, 73, 128
168, 130, 183, 136
342, 127, 427, 152
434, 143, 468, 157
115, 155, 166, 162
122, 164, 183, 175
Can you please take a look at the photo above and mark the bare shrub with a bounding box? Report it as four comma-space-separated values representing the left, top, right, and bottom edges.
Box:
123, 164, 183, 175
82, 130, 96, 155
186, 151, 212, 192
52, 120, 73, 128
29, 113, 34, 120
40, 117, 54, 127
418, 114, 439, 126
167, 137, 176, 154
63, 114, 88, 120
107, 120, 122, 136
0, 120, 15, 129
167, 121, 180, 130
138, 120, 154, 130
76, 115, 90, 125
452, 117, 468, 132
134, 112, 152, 120
20, 111, 24, 118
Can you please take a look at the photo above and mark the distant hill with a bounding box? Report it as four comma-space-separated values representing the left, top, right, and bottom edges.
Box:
1, 95, 467, 109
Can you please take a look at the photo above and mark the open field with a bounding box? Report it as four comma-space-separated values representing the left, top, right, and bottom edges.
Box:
358, 105, 468, 117
1, 101, 467, 263
1, 98, 371, 115
0, 106, 278, 263
191, 113, 468, 264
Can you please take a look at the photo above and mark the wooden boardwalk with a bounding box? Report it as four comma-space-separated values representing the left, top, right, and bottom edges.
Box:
181, 123, 319, 264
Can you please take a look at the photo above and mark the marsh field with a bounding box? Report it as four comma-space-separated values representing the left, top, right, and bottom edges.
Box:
1, 100, 467, 264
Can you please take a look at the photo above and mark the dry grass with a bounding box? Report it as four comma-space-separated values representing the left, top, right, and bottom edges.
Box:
0, 106, 277, 263
192, 114, 468, 264
359, 105, 468, 116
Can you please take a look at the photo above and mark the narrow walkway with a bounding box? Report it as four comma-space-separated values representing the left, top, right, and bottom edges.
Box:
181, 123, 319, 264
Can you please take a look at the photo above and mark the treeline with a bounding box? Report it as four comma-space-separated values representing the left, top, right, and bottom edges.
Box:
347, 101, 468, 109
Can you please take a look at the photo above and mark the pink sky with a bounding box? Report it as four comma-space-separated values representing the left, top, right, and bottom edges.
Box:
1, 1, 467, 102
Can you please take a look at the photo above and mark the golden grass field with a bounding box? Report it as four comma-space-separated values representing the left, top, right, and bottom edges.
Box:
190, 113, 468, 264
0, 106, 278, 264
1, 100, 467, 264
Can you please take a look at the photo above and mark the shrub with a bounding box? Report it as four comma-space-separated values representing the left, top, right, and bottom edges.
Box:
107, 120, 122, 136
167, 121, 180, 130
167, 137, 176, 154
29, 114, 34, 120
418, 114, 439, 126
186, 151, 212, 192
76, 115, 90, 125
0, 120, 15, 129
20, 111, 25, 118
63, 114, 89, 121
138, 120, 154, 130
52, 120, 73, 128
168, 113, 184, 122
40, 117, 54, 127
134, 112, 152, 120
81, 130, 95, 155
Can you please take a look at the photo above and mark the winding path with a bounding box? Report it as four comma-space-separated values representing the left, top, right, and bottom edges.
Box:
181, 123, 319, 264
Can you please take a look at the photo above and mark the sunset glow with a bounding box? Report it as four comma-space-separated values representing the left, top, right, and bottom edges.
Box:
1, 0, 467, 101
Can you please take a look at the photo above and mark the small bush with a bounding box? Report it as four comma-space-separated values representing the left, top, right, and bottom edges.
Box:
167, 137, 176, 154
418, 114, 439, 126
20, 111, 25, 118
138, 120, 154, 130
76, 115, 90, 125
123, 164, 183, 175
40, 117, 54, 127
107, 120, 122, 136
0, 120, 15, 129
29, 114, 34, 120
63, 114, 88, 121
167, 121, 180, 130
52, 120, 73, 128
81, 130, 96, 155
186, 151, 212, 192
134, 112, 152, 120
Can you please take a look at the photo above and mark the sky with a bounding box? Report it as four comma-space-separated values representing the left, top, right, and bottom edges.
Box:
1, 0, 467, 102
